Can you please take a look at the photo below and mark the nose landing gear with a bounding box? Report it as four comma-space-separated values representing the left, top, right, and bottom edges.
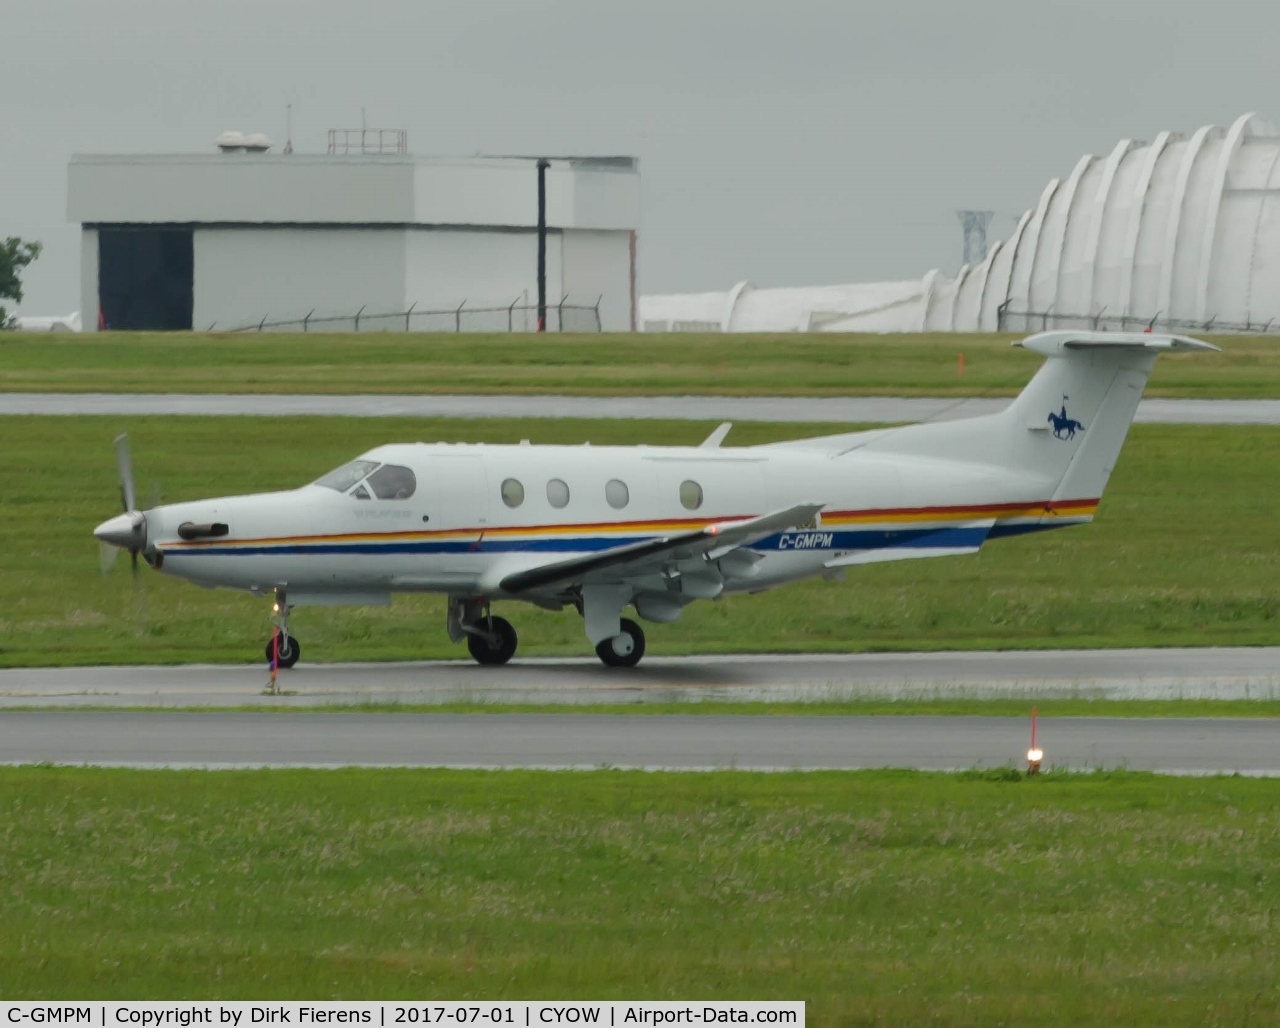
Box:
265, 592, 301, 670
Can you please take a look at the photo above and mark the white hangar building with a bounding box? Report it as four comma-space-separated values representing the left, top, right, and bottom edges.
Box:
642, 112, 1280, 334
69, 151, 640, 332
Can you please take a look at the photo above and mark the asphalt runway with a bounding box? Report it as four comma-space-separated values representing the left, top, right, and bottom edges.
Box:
1, 711, 1276, 773
3, 648, 1277, 708
4, 392, 1280, 424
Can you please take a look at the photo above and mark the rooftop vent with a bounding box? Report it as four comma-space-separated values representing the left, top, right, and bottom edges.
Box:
217, 131, 272, 154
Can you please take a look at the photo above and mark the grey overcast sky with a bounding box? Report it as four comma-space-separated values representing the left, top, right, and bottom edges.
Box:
3, 0, 1277, 314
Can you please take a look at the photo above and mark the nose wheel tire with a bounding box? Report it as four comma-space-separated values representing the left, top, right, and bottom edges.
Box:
265, 635, 300, 669
467, 615, 518, 666
596, 618, 645, 668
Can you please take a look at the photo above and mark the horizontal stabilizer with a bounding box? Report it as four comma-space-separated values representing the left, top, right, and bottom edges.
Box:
1015, 331, 1219, 355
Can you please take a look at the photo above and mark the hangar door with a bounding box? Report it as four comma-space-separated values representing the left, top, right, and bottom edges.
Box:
98, 227, 193, 330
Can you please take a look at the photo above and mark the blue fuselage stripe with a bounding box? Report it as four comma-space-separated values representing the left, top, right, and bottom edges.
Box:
166, 524, 1012, 559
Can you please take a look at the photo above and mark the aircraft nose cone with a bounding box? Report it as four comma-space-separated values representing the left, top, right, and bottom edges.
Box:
94, 511, 146, 550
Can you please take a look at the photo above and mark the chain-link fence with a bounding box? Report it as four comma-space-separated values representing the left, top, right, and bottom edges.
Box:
997, 303, 1280, 335
221, 297, 602, 334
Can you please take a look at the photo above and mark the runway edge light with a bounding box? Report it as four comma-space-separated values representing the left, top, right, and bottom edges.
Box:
1027, 705, 1043, 775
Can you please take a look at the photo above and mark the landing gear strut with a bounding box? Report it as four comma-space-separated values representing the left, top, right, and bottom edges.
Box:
265, 592, 300, 669
596, 618, 645, 668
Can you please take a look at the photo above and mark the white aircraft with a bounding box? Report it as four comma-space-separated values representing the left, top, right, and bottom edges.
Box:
13, 311, 81, 332
94, 331, 1215, 669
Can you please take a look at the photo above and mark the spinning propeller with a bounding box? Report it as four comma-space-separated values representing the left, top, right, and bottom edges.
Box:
94, 433, 151, 579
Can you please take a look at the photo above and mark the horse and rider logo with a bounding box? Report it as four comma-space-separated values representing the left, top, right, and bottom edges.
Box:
1048, 395, 1086, 440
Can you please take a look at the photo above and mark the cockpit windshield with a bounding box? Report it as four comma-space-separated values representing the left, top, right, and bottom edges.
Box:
367, 464, 417, 500
314, 459, 379, 492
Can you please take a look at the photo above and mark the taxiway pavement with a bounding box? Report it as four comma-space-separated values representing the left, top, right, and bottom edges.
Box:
2, 649, 1277, 708
4, 393, 1280, 424
1, 711, 1275, 773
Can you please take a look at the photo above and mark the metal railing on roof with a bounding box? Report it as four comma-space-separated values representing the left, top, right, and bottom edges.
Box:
218, 297, 602, 334
326, 128, 408, 156
997, 303, 1278, 335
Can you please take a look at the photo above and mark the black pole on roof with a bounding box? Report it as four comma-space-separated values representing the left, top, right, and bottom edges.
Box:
537, 159, 549, 332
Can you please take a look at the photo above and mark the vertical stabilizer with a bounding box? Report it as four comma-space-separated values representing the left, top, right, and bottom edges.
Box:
861, 331, 1217, 502
1005, 332, 1215, 500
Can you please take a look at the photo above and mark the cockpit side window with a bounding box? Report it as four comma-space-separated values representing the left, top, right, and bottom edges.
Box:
367, 464, 417, 500
315, 459, 380, 492
352, 484, 371, 500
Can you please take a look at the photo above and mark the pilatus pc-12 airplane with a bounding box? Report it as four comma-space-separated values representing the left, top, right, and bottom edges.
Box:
95, 331, 1215, 669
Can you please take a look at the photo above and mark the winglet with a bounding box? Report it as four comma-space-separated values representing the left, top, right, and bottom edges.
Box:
700, 422, 733, 448
704, 502, 825, 547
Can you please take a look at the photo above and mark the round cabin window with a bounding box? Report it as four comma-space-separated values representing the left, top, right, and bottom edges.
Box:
501, 478, 525, 508
679, 480, 703, 510
547, 478, 571, 509
605, 479, 630, 509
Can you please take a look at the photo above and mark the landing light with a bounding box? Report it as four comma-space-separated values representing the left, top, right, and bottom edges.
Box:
1027, 706, 1043, 775
272, 602, 280, 614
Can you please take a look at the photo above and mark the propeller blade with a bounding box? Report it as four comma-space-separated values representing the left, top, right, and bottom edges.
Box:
98, 540, 120, 576
114, 433, 136, 513
130, 548, 139, 579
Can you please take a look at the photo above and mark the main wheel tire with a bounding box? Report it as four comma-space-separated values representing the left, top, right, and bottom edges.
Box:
265, 635, 301, 669
595, 618, 645, 668
466, 615, 518, 666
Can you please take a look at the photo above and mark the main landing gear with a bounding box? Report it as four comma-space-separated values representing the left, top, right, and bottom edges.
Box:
595, 617, 645, 668
450, 597, 519, 667
448, 595, 648, 669
467, 615, 518, 666
264, 592, 301, 669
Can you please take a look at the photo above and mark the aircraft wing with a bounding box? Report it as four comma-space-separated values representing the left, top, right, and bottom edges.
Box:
498, 502, 824, 594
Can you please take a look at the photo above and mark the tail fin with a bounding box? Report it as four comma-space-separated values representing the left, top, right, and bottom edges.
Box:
1003, 332, 1216, 500
863, 331, 1217, 500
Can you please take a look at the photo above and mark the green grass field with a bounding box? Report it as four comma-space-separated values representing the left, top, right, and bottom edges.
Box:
2, 416, 1278, 667
2, 331, 1278, 396
1, 767, 1276, 1022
